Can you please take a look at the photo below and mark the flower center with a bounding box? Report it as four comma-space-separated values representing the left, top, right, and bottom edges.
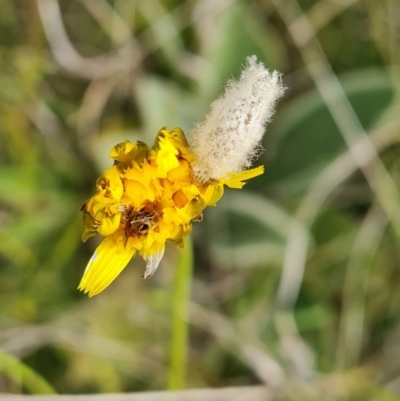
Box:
121, 201, 162, 238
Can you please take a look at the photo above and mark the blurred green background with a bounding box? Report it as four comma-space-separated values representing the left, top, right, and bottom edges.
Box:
1, 0, 400, 399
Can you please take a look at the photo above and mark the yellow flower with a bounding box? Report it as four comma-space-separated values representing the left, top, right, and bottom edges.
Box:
79, 127, 263, 297
78, 54, 286, 297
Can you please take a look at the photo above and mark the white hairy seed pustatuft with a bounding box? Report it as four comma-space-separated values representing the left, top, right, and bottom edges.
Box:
189, 56, 285, 182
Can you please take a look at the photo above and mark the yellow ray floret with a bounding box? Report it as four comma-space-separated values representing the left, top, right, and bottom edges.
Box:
79, 127, 265, 296
79, 234, 136, 297
223, 166, 264, 189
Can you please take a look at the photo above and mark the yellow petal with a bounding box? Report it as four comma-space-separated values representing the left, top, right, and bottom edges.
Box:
186, 194, 207, 220
107, 166, 124, 200
81, 210, 101, 242
224, 166, 264, 189
97, 213, 121, 236
154, 133, 180, 173
109, 141, 137, 162
78, 236, 135, 297
169, 222, 192, 240
123, 180, 155, 207
170, 237, 186, 249
167, 160, 192, 184
168, 127, 193, 161
172, 189, 189, 208
203, 183, 224, 206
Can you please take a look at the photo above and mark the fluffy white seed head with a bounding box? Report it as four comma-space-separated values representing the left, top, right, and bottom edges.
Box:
189, 56, 285, 182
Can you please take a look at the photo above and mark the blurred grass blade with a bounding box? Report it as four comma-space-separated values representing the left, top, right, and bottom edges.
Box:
265, 68, 395, 195
0, 348, 56, 394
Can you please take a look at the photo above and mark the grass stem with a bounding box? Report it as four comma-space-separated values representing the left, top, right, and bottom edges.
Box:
0, 348, 56, 394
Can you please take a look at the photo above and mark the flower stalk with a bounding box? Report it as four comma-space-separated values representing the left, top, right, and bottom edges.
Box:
167, 235, 193, 390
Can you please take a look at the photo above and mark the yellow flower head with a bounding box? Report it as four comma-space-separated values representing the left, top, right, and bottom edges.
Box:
79, 56, 284, 297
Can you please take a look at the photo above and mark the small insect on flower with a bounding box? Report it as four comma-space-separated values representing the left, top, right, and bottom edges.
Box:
79, 56, 285, 297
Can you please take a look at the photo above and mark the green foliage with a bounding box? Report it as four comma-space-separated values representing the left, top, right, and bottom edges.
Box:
1, 0, 400, 399
0, 348, 56, 394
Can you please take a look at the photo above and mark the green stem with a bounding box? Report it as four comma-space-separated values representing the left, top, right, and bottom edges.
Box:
0, 348, 56, 394
167, 236, 194, 390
